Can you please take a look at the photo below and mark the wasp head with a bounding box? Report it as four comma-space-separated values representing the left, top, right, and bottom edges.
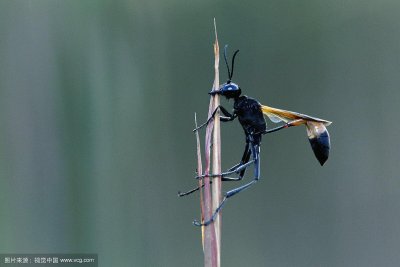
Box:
209, 45, 241, 99
210, 81, 241, 99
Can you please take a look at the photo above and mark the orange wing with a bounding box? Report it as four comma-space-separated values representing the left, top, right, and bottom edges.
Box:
261, 105, 332, 126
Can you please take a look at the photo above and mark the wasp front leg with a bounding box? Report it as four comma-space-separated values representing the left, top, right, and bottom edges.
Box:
193, 105, 237, 132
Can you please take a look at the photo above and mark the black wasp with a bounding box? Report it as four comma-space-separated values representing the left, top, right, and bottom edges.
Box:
180, 45, 331, 226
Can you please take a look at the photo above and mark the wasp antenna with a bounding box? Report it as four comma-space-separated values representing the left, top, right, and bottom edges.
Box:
223, 45, 231, 82
230, 50, 240, 81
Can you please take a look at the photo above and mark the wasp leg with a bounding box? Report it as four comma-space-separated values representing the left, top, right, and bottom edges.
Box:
196, 159, 255, 180
226, 139, 252, 179
263, 119, 304, 134
178, 169, 249, 198
193, 142, 261, 227
178, 182, 208, 197
196, 138, 253, 180
223, 143, 260, 197
193, 105, 236, 132
179, 139, 253, 198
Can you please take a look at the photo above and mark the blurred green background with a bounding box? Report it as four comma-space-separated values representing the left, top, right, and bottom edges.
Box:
1, 0, 400, 266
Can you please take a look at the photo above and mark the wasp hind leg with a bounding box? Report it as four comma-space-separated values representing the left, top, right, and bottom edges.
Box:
196, 138, 253, 181
178, 142, 252, 197
222, 140, 252, 181
193, 143, 261, 227
178, 149, 254, 197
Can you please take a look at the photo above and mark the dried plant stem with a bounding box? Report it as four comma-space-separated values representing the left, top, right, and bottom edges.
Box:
199, 18, 221, 267
202, 97, 218, 267
211, 18, 221, 266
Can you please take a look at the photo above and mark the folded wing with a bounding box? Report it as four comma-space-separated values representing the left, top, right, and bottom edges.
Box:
261, 105, 331, 166
261, 105, 332, 126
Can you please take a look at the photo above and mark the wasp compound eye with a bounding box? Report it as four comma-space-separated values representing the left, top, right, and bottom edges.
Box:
224, 84, 237, 91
